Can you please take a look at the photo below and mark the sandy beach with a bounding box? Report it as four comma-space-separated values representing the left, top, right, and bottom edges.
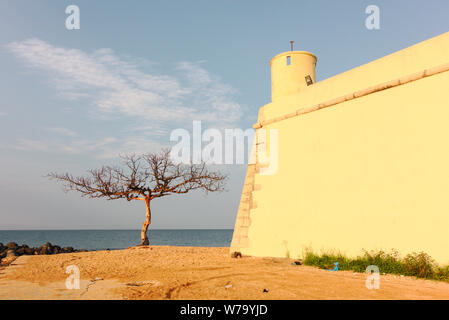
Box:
1, 246, 449, 300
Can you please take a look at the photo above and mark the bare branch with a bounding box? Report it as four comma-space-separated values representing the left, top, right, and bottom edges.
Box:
48, 148, 228, 202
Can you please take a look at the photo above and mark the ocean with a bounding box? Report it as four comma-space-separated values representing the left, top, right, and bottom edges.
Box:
0, 229, 234, 251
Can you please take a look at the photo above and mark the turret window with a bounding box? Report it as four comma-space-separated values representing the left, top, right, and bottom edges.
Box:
286, 56, 291, 66
305, 75, 313, 86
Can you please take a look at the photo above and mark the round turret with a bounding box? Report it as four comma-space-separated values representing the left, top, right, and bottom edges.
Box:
270, 51, 317, 101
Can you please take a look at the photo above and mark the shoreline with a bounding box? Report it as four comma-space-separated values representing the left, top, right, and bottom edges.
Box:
0, 229, 233, 251
0, 242, 88, 267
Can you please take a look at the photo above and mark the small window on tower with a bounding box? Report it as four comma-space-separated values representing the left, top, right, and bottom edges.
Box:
286, 56, 291, 66
305, 75, 313, 86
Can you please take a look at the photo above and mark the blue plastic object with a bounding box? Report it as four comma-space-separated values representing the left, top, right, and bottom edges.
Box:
328, 262, 339, 271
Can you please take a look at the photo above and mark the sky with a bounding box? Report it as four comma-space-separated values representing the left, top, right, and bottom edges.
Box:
0, 0, 448, 230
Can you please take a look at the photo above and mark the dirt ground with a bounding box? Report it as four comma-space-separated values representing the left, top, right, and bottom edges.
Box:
1, 246, 449, 300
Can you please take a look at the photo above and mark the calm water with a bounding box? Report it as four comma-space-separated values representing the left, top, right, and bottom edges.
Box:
0, 229, 233, 251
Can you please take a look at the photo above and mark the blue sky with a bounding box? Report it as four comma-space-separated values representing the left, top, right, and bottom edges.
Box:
0, 0, 448, 229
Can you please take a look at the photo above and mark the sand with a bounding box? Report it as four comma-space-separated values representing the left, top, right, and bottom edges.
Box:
1, 246, 449, 300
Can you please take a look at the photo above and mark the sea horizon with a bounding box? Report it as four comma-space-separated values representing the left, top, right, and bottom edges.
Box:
0, 229, 234, 250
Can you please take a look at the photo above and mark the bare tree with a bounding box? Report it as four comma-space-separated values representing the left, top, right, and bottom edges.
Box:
48, 149, 227, 245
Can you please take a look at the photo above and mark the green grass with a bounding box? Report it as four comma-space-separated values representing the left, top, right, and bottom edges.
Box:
303, 249, 449, 281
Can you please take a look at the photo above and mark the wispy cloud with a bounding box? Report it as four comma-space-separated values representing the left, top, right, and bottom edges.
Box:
12, 136, 164, 159
6, 38, 242, 127
14, 137, 117, 155
6, 38, 244, 158
0, 112, 7, 117
45, 127, 77, 137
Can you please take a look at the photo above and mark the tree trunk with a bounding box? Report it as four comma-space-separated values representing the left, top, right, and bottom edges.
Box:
140, 198, 151, 245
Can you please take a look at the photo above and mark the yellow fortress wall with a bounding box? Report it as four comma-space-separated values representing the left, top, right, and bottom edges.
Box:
231, 31, 449, 264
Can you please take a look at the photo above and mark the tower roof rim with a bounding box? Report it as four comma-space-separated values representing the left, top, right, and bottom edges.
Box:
270, 51, 317, 66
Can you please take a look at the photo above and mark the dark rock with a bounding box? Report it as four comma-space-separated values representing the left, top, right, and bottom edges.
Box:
24, 247, 35, 255
6, 242, 18, 249
231, 251, 242, 258
6, 249, 17, 257
39, 244, 53, 255
15, 247, 26, 255
263, 288, 269, 293
0, 242, 84, 257
41, 248, 51, 255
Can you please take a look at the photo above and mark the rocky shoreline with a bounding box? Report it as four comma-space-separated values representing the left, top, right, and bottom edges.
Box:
0, 242, 88, 266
